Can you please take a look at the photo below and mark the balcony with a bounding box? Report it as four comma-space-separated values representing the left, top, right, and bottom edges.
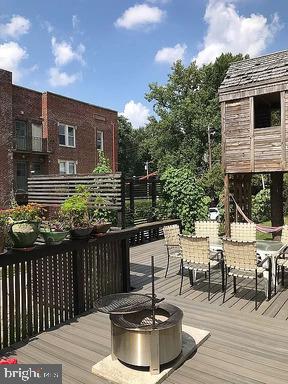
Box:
14, 136, 48, 153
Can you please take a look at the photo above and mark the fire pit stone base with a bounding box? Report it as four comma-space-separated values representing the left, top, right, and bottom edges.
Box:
91, 324, 210, 384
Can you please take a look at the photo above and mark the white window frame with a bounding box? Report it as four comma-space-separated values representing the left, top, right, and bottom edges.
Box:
58, 160, 77, 175
58, 123, 76, 148
96, 130, 104, 151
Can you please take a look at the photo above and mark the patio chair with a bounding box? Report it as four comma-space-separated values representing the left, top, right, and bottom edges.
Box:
275, 225, 288, 293
195, 220, 220, 241
179, 235, 224, 300
230, 222, 256, 241
163, 224, 181, 278
223, 239, 271, 310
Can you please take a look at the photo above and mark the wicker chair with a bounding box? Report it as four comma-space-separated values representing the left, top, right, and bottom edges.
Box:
275, 225, 288, 293
223, 239, 271, 310
230, 222, 256, 241
179, 235, 224, 300
195, 221, 220, 241
163, 224, 181, 278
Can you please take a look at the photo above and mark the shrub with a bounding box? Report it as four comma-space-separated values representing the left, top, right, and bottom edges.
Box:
93, 151, 112, 174
60, 185, 91, 228
252, 189, 270, 223
160, 166, 210, 233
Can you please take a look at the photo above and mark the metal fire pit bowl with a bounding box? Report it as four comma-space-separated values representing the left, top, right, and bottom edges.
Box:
110, 302, 183, 374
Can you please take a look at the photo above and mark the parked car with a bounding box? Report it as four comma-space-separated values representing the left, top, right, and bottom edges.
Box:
208, 207, 220, 222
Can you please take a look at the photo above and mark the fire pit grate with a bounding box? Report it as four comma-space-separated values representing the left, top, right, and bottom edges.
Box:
95, 293, 156, 315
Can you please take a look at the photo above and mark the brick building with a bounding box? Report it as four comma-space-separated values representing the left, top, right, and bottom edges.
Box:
0, 69, 118, 207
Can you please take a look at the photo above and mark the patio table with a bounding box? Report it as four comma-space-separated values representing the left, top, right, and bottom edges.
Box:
210, 239, 287, 291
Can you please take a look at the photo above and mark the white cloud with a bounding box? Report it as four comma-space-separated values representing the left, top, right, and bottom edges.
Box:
51, 36, 85, 66
115, 4, 165, 30
72, 15, 80, 30
43, 20, 54, 34
146, 0, 170, 4
155, 43, 187, 64
0, 15, 30, 39
120, 100, 150, 128
0, 41, 27, 81
48, 67, 80, 87
194, 0, 281, 66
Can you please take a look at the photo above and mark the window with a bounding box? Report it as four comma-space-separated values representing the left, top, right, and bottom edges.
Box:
58, 124, 76, 147
254, 92, 281, 128
15, 120, 28, 150
16, 161, 28, 191
96, 130, 104, 151
32, 123, 43, 152
58, 160, 77, 175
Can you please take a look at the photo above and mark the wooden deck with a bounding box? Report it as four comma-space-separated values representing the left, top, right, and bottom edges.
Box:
1, 240, 288, 383
131, 240, 288, 320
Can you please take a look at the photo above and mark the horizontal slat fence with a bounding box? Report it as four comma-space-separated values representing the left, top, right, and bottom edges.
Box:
0, 219, 180, 351
28, 173, 123, 211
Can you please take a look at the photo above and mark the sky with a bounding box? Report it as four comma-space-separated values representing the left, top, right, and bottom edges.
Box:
0, 0, 287, 128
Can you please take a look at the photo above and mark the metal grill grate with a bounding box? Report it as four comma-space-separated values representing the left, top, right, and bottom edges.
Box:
95, 293, 155, 314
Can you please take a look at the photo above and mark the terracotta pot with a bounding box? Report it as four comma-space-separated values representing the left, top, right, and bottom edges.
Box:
10, 221, 40, 249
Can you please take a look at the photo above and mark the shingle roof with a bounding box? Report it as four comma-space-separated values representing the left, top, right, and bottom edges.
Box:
219, 50, 288, 93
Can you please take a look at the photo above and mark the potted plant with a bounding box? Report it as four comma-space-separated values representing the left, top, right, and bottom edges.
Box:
91, 196, 112, 235
7, 203, 42, 250
40, 219, 69, 245
60, 185, 93, 239
0, 210, 8, 255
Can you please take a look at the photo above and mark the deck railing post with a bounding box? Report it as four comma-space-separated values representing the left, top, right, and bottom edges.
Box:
121, 237, 131, 292
72, 249, 85, 316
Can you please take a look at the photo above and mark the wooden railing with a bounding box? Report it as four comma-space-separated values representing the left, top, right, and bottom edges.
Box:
0, 219, 180, 350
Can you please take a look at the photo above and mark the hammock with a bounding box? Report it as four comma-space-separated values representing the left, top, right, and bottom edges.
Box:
230, 194, 283, 234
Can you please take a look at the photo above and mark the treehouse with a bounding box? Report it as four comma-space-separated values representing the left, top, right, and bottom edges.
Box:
219, 50, 288, 234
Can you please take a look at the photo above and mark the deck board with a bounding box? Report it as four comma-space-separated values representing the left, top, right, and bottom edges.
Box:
1, 240, 288, 383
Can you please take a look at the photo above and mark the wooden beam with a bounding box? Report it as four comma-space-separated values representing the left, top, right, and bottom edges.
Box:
270, 172, 284, 240
249, 97, 255, 172
281, 91, 286, 169
221, 102, 226, 171
224, 174, 230, 236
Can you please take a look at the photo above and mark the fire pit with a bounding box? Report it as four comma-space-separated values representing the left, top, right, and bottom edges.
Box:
110, 302, 183, 372
96, 256, 183, 374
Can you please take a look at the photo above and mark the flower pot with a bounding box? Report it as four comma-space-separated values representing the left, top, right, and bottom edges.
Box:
92, 222, 112, 235
70, 227, 93, 239
10, 221, 40, 249
40, 230, 69, 245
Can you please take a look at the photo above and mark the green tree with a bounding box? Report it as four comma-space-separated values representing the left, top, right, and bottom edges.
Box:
145, 53, 247, 172
118, 116, 152, 176
160, 166, 211, 233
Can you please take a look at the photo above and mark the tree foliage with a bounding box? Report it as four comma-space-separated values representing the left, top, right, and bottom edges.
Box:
145, 53, 246, 172
118, 115, 153, 176
160, 167, 211, 233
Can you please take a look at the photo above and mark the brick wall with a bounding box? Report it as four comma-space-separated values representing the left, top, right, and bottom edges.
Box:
0, 68, 118, 205
0, 70, 13, 207
44, 92, 118, 174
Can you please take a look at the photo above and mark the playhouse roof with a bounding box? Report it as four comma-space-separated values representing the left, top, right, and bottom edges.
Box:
219, 50, 288, 93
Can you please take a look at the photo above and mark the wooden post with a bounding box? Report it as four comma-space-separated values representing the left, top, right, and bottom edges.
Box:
129, 178, 135, 225
270, 172, 284, 240
72, 249, 85, 316
118, 173, 126, 229
121, 238, 131, 292
224, 174, 230, 236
